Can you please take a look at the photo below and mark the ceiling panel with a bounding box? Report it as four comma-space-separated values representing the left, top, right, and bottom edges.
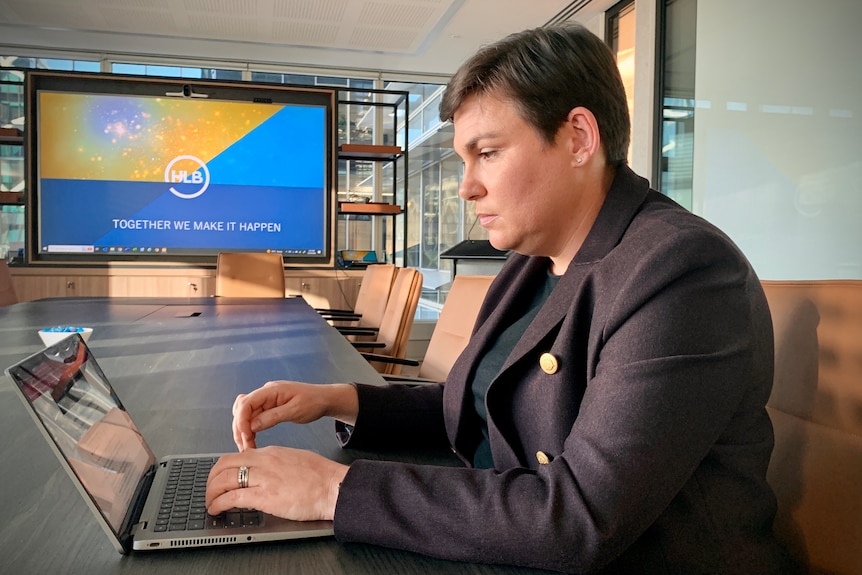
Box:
0, 0, 612, 75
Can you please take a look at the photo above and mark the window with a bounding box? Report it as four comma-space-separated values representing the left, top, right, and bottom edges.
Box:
0, 67, 27, 261
1, 56, 99, 73
111, 63, 243, 81
608, 0, 636, 165
656, 0, 697, 210
1, 57, 103, 157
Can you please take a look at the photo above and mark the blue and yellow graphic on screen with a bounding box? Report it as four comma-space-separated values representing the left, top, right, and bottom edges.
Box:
37, 91, 327, 252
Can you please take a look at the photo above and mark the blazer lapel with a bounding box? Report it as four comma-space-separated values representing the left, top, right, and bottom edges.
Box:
443, 255, 544, 456
493, 165, 651, 383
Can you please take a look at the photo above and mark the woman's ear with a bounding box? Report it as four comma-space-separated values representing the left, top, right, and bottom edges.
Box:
565, 106, 603, 166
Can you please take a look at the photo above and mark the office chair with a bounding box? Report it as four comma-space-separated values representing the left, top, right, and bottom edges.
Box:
317, 263, 397, 334
368, 275, 495, 384
761, 280, 862, 575
215, 252, 285, 298
343, 267, 422, 376
0, 260, 18, 307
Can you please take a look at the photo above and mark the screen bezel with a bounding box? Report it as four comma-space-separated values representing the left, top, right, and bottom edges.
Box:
25, 71, 336, 268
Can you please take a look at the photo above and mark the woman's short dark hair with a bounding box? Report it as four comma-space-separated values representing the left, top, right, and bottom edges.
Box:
439, 23, 631, 166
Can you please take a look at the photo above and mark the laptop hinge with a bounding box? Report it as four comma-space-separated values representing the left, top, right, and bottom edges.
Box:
121, 463, 157, 542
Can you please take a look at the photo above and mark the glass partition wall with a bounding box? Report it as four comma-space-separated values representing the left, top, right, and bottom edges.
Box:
1, 57, 99, 262
0, 68, 26, 262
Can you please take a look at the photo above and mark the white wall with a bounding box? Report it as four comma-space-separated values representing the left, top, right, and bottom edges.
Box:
693, 0, 862, 280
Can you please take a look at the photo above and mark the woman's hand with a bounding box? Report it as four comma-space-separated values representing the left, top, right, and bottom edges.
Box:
232, 381, 359, 451
205, 446, 348, 521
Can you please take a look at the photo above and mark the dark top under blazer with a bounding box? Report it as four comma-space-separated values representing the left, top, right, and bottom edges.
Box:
333, 166, 793, 574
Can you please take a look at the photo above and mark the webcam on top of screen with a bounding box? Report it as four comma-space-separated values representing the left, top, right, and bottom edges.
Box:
165, 84, 209, 99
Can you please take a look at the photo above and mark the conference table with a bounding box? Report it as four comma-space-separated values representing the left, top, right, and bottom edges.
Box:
0, 296, 546, 574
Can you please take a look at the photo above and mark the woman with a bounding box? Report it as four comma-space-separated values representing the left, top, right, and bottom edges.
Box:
206, 24, 796, 574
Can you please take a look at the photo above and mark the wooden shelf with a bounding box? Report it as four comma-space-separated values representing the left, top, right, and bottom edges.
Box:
338, 143, 402, 160
339, 202, 403, 215
0, 192, 23, 205
0, 127, 23, 144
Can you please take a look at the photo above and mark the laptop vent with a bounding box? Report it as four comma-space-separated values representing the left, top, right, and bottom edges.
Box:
171, 536, 238, 547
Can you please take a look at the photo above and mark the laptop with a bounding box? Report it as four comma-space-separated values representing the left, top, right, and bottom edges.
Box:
4, 333, 334, 554
337, 249, 379, 269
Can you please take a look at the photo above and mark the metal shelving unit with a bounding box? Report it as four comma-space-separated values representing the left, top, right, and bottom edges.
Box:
336, 87, 408, 268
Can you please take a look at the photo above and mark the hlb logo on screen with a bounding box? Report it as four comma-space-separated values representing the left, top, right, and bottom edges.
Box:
165, 155, 210, 199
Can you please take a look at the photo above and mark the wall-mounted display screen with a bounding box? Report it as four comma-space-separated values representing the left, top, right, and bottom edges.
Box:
27, 72, 335, 266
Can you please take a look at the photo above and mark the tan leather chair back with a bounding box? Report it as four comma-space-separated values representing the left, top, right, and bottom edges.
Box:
0, 260, 18, 307
365, 267, 422, 375
353, 263, 397, 330
215, 252, 285, 298
419, 275, 494, 383
761, 280, 862, 575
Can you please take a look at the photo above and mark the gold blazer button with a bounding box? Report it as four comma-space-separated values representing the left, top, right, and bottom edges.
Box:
539, 352, 559, 374
536, 451, 552, 465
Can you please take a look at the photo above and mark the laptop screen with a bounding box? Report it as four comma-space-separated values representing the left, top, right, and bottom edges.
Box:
6, 335, 156, 536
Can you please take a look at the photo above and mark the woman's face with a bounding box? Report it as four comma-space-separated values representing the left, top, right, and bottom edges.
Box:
452, 93, 586, 260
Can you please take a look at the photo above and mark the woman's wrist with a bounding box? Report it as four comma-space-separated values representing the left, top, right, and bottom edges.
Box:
324, 463, 350, 521
326, 383, 359, 426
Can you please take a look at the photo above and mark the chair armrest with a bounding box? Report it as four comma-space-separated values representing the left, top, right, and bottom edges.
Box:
321, 313, 362, 321
351, 341, 387, 349
317, 308, 360, 317
337, 327, 379, 335
382, 374, 438, 385
315, 306, 352, 313
359, 353, 420, 366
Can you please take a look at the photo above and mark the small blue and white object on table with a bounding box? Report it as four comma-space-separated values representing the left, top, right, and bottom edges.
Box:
37, 326, 93, 346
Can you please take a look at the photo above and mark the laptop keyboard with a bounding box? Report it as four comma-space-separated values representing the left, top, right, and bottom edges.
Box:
155, 457, 262, 532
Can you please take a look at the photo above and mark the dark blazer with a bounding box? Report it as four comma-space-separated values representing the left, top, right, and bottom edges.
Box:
334, 166, 795, 574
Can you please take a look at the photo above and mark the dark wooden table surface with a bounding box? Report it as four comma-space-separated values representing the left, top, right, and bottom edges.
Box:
0, 297, 547, 574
